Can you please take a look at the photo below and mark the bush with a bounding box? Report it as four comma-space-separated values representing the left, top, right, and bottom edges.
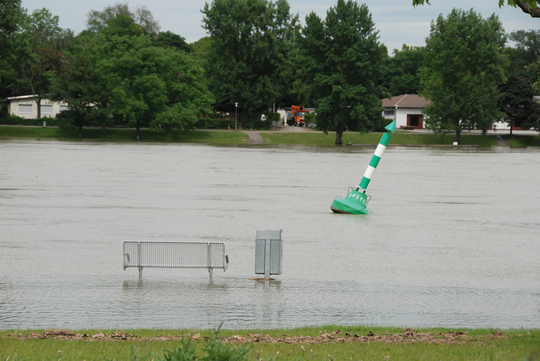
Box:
162, 338, 198, 361
161, 325, 251, 361
199, 327, 251, 361
0, 114, 59, 126
265, 112, 280, 123
196, 118, 235, 129
304, 112, 315, 126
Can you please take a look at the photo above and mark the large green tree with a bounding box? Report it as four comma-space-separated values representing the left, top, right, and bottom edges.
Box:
86, 3, 160, 33
506, 30, 540, 91
49, 31, 109, 138
51, 15, 213, 140
0, 0, 24, 113
383, 45, 425, 96
497, 74, 540, 134
412, 0, 540, 18
16, 8, 72, 119
419, 9, 508, 144
155, 31, 191, 53
201, 0, 299, 113
299, 0, 388, 145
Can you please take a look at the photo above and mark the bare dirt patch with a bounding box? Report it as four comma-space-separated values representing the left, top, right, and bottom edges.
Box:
4, 329, 507, 345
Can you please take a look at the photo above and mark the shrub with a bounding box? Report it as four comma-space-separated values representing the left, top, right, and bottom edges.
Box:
196, 118, 234, 129
0, 114, 59, 126
199, 326, 251, 361
161, 325, 251, 361
162, 338, 198, 361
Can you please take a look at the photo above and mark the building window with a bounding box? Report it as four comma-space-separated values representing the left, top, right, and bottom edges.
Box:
19, 104, 33, 114
41, 105, 53, 115
383, 110, 394, 118
60, 105, 69, 112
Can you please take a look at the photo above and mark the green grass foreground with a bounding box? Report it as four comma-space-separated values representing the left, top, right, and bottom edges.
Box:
262, 131, 500, 147
1, 326, 539, 361
0, 126, 249, 144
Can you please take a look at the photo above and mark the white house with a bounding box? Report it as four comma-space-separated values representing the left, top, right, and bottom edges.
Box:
7, 95, 68, 119
382, 94, 540, 131
381, 94, 429, 129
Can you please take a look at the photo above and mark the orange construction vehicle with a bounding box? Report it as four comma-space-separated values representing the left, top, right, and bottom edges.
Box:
287, 105, 310, 126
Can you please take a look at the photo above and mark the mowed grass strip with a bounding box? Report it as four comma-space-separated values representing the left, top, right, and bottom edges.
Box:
0, 126, 531, 147
0, 126, 250, 144
262, 131, 500, 147
502, 134, 540, 147
1, 326, 539, 361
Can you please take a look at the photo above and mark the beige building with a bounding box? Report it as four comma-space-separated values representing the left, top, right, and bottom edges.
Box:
382, 94, 429, 129
7, 95, 68, 119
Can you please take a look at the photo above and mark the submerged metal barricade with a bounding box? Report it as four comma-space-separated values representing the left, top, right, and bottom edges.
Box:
123, 241, 229, 280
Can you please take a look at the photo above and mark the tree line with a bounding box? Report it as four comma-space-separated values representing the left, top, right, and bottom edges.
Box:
1, 0, 540, 144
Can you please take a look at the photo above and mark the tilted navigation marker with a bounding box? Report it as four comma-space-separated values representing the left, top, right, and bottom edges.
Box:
331, 120, 396, 214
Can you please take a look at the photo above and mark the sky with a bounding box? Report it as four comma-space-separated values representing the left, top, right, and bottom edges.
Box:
21, 0, 539, 51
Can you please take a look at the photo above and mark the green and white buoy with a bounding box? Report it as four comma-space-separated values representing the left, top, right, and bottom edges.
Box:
331, 120, 396, 214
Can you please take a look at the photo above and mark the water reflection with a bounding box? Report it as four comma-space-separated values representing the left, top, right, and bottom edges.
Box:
0, 139, 539, 329
253, 280, 283, 328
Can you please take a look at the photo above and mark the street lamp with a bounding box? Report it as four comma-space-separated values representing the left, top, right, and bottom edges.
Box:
235, 102, 238, 131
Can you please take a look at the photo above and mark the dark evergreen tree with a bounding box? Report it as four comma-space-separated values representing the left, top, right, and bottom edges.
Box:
299, 0, 388, 145
498, 74, 540, 134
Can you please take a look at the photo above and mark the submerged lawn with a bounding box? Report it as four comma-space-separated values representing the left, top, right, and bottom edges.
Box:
1, 326, 539, 360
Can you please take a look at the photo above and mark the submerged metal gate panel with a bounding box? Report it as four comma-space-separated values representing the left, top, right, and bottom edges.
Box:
123, 241, 229, 279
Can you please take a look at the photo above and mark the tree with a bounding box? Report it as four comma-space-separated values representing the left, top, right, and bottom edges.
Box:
497, 74, 540, 134
506, 30, 540, 90
155, 31, 191, 53
412, 0, 540, 18
52, 15, 213, 140
419, 9, 508, 144
49, 32, 110, 138
201, 0, 299, 113
86, 2, 160, 33
16, 8, 72, 119
299, 0, 388, 145
510, 30, 540, 64
383, 45, 425, 96
0, 0, 24, 113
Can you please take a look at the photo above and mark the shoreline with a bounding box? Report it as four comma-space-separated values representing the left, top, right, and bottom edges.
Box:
1, 125, 539, 147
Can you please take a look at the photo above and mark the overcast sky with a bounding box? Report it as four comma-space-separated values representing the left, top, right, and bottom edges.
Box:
21, 0, 538, 51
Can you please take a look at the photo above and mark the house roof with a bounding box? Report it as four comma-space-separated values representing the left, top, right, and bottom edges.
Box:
7, 94, 39, 101
382, 94, 430, 108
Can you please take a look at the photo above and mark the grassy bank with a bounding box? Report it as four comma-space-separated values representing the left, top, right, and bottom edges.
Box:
262, 131, 500, 147
3, 126, 540, 148
0, 127, 249, 144
502, 134, 540, 147
1, 326, 539, 360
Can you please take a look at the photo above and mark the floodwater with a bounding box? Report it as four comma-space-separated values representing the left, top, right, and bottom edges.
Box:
0, 139, 539, 330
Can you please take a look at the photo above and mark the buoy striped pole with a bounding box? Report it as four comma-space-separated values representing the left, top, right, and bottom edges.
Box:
358, 121, 396, 191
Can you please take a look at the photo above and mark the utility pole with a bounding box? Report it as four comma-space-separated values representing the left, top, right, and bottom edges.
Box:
235, 102, 238, 131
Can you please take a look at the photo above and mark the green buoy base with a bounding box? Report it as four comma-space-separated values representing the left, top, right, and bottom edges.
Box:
331, 188, 370, 215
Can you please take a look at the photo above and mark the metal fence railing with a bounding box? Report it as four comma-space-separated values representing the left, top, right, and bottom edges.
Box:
123, 241, 229, 280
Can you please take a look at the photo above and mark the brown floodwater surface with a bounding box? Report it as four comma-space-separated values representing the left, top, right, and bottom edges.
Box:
0, 139, 538, 330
